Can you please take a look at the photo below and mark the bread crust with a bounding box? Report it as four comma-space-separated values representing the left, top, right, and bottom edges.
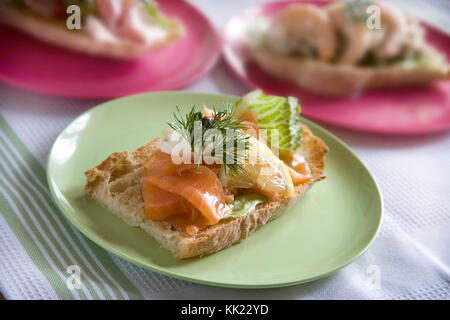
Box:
0, 3, 184, 59
85, 124, 328, 259
248, 45, 450, 97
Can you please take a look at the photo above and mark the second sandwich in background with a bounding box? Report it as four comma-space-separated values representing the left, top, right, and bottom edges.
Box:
246, 0, 449, 96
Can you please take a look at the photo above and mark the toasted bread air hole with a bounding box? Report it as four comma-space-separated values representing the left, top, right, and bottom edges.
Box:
108, 164, 134, 183
110, 180, 134, 194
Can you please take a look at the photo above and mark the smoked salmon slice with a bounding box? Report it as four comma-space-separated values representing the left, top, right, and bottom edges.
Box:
281, 151, 312, 185
141, 151, 228, 231
237, 110, 259, 137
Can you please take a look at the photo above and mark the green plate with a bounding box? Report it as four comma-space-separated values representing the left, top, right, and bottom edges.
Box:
47, 91, 383, 288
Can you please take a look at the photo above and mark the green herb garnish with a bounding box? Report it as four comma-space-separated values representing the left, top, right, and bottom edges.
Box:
168, 103, 250, 175
346, 0, 372, 22
139, 0, 171, 28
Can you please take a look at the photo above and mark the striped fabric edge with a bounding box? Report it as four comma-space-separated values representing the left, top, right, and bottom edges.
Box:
0, 115, 145, 300
0, 212, 59, 299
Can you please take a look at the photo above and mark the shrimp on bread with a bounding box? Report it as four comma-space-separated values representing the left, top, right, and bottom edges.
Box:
0, 0, 184, 59
266, 4, 336, 62
247, 1, 449, 96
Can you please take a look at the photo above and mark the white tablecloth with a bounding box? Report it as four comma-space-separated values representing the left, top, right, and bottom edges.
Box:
0, 0, 449, 299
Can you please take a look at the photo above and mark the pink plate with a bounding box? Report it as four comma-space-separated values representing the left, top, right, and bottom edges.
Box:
0, 0, 221, 99
223, 0, 450, 135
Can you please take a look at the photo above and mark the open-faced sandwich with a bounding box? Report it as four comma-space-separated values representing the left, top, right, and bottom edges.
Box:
85, 91, 328, 258
0, 0, 184, 59
247, 0, 450, 96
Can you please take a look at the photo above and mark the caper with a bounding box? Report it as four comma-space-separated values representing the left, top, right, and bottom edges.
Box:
193, 112, 203, 122
202, 116, 214, 128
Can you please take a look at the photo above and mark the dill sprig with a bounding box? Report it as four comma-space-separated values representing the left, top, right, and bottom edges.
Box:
168, 103, 250, 175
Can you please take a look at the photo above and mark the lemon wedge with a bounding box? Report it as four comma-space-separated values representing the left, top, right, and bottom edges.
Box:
220, 136, 294, 198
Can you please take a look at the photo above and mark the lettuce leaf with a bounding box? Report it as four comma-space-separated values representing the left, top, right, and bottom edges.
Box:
226, 193, 267, 218
234, 90, 302, 151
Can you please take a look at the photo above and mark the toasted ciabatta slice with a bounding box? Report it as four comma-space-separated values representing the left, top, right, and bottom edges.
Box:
85, 124, 328, 259
248, 45, 450, 97
0, 3, 184, 59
